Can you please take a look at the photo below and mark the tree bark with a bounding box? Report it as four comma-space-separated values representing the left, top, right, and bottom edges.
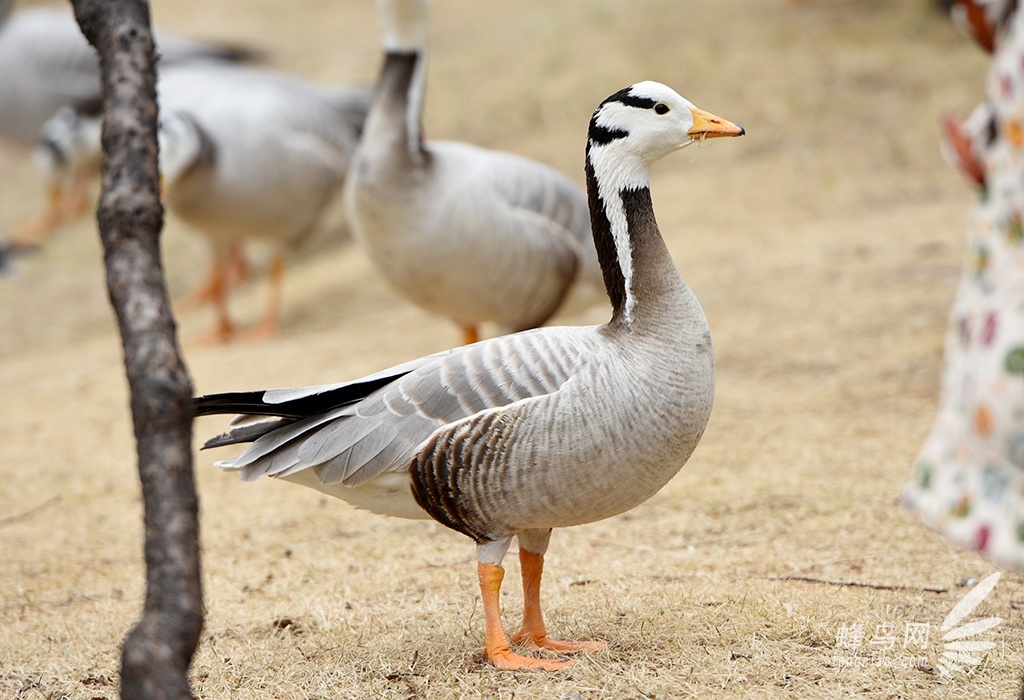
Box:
68, 2, 203, 698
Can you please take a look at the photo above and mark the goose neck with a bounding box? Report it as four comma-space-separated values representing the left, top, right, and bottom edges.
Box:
586, 144, 687, 330
363, 50, 428, 167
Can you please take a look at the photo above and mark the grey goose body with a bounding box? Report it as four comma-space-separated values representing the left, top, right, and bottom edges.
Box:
155, 64, 371, 340
344, 0, 604, 344
198, 81, 744, 670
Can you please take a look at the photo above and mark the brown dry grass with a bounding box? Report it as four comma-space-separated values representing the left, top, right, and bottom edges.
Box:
1, 0, 1021, 698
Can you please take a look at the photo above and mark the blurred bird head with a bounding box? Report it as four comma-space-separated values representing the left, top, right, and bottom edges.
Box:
377, 0, 430, 52
34, 107, 103, 180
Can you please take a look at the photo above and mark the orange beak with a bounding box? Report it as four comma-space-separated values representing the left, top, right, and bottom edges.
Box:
688, 107, 745, 140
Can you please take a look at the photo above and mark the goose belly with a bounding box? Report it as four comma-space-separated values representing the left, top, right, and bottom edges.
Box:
280, 469, 431, 521
167, 153, 342, 248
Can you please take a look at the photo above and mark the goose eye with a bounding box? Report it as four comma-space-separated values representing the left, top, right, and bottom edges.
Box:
654, 103, 670, 115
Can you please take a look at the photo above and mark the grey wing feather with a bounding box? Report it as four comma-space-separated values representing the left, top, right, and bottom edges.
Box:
226, 328, 593, 489
223, 405, 353, 472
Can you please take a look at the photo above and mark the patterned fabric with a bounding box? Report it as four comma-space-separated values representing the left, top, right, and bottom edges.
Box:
904, 6, 1024, 570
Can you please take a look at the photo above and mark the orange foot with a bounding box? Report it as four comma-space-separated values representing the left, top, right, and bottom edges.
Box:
511, 548, 608, 657
485, 646, 573, 671
511, 630, 608, 654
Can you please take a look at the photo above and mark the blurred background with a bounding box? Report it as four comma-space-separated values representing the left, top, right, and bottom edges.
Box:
0, 0, 987, 358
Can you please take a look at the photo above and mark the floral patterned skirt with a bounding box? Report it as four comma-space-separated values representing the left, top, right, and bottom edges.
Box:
904, 191, 1024, 571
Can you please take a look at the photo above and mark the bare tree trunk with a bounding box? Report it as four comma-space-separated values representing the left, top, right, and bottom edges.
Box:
68, 2, 203, 698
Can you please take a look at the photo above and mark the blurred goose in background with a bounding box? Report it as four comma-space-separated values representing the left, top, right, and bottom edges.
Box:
345, 0, 604, 345
155, 64, 371, 341
197, 82, 744, 670
27, 63, 371, 341
0, 1, 257, 250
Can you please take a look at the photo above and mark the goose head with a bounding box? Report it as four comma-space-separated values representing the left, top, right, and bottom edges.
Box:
158, 111, 211, 186
586, 82, 744, 325
587, 81, 744, 193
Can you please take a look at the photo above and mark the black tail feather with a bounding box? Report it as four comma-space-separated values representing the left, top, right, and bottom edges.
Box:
193, 390, 284, 418
194, 371, 412, 422
191, 43, 267, 65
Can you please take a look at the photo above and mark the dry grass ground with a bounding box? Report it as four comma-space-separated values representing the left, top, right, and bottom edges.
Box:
1, 0, 1021, 698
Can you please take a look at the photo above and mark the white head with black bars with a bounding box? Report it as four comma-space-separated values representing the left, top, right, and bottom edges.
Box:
588, 81, 743, 197
586, 81, 744, 325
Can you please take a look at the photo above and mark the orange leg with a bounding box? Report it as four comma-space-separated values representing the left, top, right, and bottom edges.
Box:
8, 167, 96, 252
511, 549, 607, 654
477, 562, 571, 671
60, 168, 93, 221
461, 326, 480, 345
242, 254, 286, 340
227, 245, 250, 286
188, 256, 236, 345
177, 243, 249, 312
6, 184, 67, 250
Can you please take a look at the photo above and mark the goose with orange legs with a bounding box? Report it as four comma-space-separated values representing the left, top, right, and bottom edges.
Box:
197, 81, 743, 669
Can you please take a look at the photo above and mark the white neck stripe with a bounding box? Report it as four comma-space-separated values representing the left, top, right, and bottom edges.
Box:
588, 139, 650, 324
406, 53, 426, 163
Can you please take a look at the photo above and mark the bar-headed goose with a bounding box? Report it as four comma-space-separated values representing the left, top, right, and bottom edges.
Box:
344, 0, 604, 345
197, 81, 743, 670
153, 64, 371, 341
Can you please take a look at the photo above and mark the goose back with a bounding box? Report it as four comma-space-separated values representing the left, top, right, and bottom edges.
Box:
158, 65, 369, 248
